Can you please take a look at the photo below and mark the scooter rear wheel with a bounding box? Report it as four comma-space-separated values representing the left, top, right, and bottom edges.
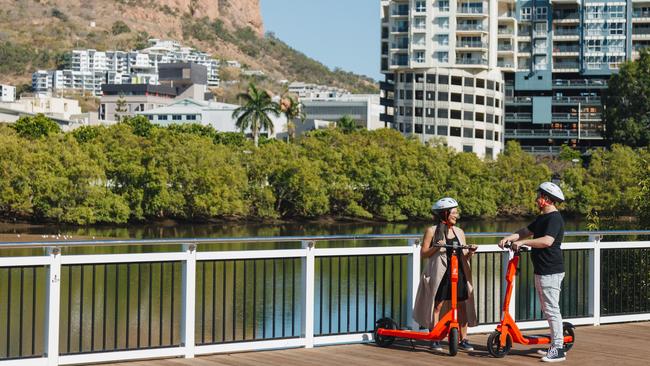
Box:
448, 327, 459, 356
487, 331, 512, 358
374, 318, 397, 348
563, 322, 575, 351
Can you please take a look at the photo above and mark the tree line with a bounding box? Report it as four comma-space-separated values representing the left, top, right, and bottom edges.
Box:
0, 114, 647, 225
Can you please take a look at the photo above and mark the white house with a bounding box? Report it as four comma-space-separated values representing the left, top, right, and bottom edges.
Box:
137, 99, 286, 138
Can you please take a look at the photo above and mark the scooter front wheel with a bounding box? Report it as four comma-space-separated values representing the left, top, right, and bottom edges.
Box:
374, 318, 397, 348
487, 331, 512, 358
563, 322, 575, 351
448, 327, 459, 356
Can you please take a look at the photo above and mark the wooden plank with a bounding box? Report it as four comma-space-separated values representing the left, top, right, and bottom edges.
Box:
106, 322, 650, 366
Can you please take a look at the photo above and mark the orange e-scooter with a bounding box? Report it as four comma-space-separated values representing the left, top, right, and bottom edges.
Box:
374, 243, 472, 356
487, 243, 575, 358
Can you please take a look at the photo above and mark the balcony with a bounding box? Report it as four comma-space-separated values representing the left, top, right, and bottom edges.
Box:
499, 11, 516, 21
457, 41, 489, 49
554, 28, 580, 37
553, 45, 580, 54
505, 112, 532, 121
552, 96, 601, 105
390, 42, 409, 50
456, 58, 488, 66
505, 129, 603, 139
533, 47, 547, 54
549, 0, 581, 4
633, 10, 650, 19
379, 81, 394, 92
497, 61, 515, 69
498, 44, 514, 52
553, 79, 608, 88
391, 26, 409, 33
552, 113, 579, 121
498, 28, 515, 37
457, 6, 487, 16
505, 96, 532, 104
456, 24, 487, 32
581, 112, 602, 120
391, 7, 409, 17
553, 62, 580, 71
553, 12, 580, 22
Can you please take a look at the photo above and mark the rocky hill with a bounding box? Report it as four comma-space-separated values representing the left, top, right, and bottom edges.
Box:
0, 0, 377, 95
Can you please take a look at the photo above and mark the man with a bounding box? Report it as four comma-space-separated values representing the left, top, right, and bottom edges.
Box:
499, 182, 566, 362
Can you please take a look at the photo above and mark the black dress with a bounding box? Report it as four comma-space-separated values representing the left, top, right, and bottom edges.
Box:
434, 234, 469, 302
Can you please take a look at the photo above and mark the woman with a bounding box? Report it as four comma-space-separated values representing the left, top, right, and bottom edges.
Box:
412, 197, 478, 351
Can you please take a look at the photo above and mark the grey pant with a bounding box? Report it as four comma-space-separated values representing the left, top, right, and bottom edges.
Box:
534, 273, 565, 348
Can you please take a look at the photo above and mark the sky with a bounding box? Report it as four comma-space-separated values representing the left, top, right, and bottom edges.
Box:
259, 0, 381, 81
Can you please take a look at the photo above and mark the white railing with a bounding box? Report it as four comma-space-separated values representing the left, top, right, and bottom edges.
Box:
0, 231, 649, 365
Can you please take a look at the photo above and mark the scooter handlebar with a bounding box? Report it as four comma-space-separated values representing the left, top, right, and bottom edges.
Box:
503, 242, 530, 252
432, 244, 477, 250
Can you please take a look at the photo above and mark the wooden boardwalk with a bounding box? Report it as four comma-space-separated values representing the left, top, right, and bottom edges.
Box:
111, 322, 650, 366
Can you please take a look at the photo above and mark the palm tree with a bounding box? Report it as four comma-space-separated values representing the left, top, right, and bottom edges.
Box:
280, 93, 306, 141
232, 83, 280, 147
336, 115, 359, 134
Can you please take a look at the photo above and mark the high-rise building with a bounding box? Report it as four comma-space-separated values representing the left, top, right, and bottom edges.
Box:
380, 0, 650, 156
380, 0, 507, 159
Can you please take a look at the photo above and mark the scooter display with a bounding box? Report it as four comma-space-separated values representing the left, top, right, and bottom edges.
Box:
374, 243, 472, 356
487, 243, 575, 358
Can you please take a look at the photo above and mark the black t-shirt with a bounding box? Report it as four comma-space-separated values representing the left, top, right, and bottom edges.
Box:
527, 211, 565, 275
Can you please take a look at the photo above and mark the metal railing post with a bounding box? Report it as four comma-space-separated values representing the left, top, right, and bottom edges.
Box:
589, 235, 601, 325
301, 241, 315, 348
406, 238, 421, 330
45, 247, 61, 366
181, 244, 197, 358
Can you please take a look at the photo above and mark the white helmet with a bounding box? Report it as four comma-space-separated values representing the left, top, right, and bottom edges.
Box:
539, 182, 565, 203
432, 197, 458, 212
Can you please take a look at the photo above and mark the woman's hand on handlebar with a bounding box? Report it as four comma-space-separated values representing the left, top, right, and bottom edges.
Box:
468, 244, 478, 252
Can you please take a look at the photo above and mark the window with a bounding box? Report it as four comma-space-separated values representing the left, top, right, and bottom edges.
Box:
464, 77, 474, 87
464, 94, 473, 104
609, 22, 624, 35
435, 51, 449, 63
415, 90, 424, 100
399, 90, 405, 99
436, 34, 449, 46
487, 97, 494, 107
437, 0, 450, 12
495, 99, 500, 108
451, 92, 462, 102
486, 147, 493, 159
451, 109, 462, 119
450, 127, 461, 137
495, 115, 499, 124
405, 73, 413, 83
158, 115, 168, 120
535, 7, 547, 20
426, 108, 435, 117
438, 91, 448, 101
415, 107, 423, 117
476, 79, 485, 88
463, 145, 473, 153
426, 74, 436, 84
187, 115, 197, 120
476, 95, 485, 105
414, 17, 426, 30
437, 108, 448, 118
463, 111, 473, 121
452, 76, 463, 86
438, 75, 449, 84
415, 0, 426, 12
475, 129, 484, 139
406, 90, 413, 99
415, 124, 423, 133
494, 131, 499, 141
487, 80, 495, 90
399, 106, 404, 116
521, 7, 532, 21
486, 130, 494, 140
475, 112, 484, 122
486, 113, 493, 123
172, 115, 182, 121
426, 91, 435, 100
415, 73, 424, 83
435, 17, 449, 29
437, 125, 448, 135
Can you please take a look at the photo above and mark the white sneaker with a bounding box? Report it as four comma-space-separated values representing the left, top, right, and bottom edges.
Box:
541, 346, 566, 363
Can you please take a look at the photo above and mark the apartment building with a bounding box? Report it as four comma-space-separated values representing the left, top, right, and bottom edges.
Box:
380, 0, 506, 159
32, 39, 221, 96
0, 84, 15, 102
380, 0, 650, 156
288, 82, 351, 99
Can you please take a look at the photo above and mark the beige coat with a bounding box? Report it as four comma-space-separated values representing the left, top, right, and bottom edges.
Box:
412, 235, 478, 329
